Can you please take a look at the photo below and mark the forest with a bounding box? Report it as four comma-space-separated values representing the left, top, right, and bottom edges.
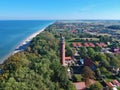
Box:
0, 27, 76, 90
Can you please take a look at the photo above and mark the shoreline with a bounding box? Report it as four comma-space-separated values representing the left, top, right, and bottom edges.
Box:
12, 27, 45, 55
0, 28, 45, 64
0, 21, 55, 64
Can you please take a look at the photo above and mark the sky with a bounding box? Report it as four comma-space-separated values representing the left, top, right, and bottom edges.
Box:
0, 0, 120, 20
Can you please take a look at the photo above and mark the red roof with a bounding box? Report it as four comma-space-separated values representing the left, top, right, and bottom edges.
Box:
107, 82, 114, 87
84, 43, 89, 47
65, 57, 72, 61
96, 43, 102, 47
72, 43, 77, 47
77, 43, 82, 47
112, 80, 120, 86
100, 42, 107, 47
89, 79, 96, 85
73, 82, 86, 90
89, 43, 95, 47
69, 30, 78, 33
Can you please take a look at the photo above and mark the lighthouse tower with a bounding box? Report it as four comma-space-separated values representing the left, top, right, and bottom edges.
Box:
60, 34, 66, 66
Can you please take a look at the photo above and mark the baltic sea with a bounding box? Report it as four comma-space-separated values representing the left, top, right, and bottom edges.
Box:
0, 20, 54, 62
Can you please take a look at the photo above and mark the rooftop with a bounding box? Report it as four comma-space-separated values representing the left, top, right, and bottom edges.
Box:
73, 82, 86, 90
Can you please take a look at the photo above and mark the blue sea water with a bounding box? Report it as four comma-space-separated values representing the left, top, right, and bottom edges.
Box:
0, 20, 54, 62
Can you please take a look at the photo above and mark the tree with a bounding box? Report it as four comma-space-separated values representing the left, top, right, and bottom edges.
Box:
65, 44, 73, 56
94, 46, 102, 52
87, 48, 95, 59
94, 53, 109, 66
96, 68, 101, 78
89, 82, 103, 90
67, 81, 76, 90
109, 56, 120, 68
99, 35, 112, 42
83, 66, 95, 79
79, 47, 88, 58
72, 74, 83, 82
117, 87, 120, 90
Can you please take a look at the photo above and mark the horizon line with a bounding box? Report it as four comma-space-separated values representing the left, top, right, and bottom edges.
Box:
0, 19, 120, 21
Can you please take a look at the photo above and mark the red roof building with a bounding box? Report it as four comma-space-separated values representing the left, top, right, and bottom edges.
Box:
69, 30, 78, 33
73, 82, 86, 90
72, 43, 77, 47
77, 43, 82, 47
112, 80, 120, 86
84, 43, 89, 47
65, 57, 72, 61
100, 42, 107, 47
89, 79, 96, 85
107, 82, 114, 88
96, 43, 102, 47
89, 43, 95, 47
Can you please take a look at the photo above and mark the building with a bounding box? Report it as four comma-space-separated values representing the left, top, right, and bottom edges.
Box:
84, 58, 96, 71
73, 82, 86, 90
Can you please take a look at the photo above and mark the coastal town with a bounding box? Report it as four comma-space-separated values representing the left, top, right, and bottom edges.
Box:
52, 21, 120, 90
0, 20, 120, 90
0, 0, 120, 90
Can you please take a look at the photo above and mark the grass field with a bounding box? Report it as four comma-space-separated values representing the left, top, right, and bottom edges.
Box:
68, 38, 99, 42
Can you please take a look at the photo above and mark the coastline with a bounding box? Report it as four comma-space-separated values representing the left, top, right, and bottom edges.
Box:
12, 27, 45, 55
0, 21, 55, 64
0, 28, 45, 64
13, 21, 55, 55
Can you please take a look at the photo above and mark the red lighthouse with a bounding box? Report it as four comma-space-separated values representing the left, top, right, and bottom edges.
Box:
60, 35, 66, 66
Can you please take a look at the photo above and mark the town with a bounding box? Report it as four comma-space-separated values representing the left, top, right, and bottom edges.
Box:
0, 20, 120, 90
49, 20, 120, 90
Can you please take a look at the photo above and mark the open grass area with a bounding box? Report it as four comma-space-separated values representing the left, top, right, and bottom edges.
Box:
80, 38, 99, 41
68, 38, 99, 42
97, 33, 111, 36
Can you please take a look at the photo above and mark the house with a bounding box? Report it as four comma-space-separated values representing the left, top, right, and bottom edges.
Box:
65, 57, 72, 61
96, 43, 102, 47
107, 82, 114, 88
65, 56, 73, 65
88, 43, 95, 47
72, 43, 77, 47
73, 82, 86, 90
69, 30, 78, 34
112, 80, 120, 86
89, 79, 96, 85
107, 82, 118, 90
100, 42, 107, 47
77, 43, 82, 47
84, 58, 96, 70
84, 43, 89, 47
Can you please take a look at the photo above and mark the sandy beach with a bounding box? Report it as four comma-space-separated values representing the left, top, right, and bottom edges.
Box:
12, 27, 45, 55
0, 21, 54, 64
0, 27, 45, 64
